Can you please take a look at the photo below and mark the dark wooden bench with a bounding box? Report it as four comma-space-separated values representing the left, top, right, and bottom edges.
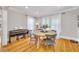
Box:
9, 29, 29, 43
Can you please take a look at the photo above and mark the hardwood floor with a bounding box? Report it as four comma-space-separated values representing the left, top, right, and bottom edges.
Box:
1, 36, 79, 52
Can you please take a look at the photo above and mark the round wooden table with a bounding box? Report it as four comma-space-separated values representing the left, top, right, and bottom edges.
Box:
34, 31, 56, 48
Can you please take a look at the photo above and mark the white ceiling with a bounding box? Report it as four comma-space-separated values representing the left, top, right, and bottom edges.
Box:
9, 6, 77, 17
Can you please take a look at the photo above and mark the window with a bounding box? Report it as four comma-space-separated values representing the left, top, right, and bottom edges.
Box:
50, 19, 58, 30
27, 16, 35, 31
40, 16, 58, 30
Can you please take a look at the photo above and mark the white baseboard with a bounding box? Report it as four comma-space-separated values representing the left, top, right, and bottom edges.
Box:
59, 35, 79, 42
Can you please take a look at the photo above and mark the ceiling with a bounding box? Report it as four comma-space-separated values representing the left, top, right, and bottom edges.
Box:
8, 6, 77, 17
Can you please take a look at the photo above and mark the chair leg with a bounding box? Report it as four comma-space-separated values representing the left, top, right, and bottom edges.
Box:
29, 41, 32, 48
46, 45, 48, 48
35, 40, 38, 48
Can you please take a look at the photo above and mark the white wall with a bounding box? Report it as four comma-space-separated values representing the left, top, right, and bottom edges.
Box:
74, 9, 79, 41
2, 8, 8, 46
60, 10, 78, 41
7, 10, 27, 31
0, 8, 2, 47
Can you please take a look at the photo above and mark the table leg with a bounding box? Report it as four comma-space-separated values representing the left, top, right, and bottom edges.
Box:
16, 35, 19, 40
8, 36, 11, 43
36, 36, 40, 48
23, 34, 26, 38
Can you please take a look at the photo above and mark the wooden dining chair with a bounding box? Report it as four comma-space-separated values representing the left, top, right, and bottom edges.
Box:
43, 34, 57, 48
28, 30, 38, 48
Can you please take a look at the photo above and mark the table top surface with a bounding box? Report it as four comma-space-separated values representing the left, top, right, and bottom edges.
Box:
35, 30, 56, 36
